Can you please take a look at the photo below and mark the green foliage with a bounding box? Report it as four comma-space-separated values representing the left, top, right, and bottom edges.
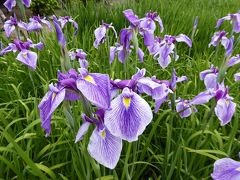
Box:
30, 0, 59, 16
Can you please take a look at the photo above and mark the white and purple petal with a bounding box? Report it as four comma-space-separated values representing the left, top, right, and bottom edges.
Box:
105, 88, 153, 142
16, 50, 37, 70
215, 98, 236, 126
211, 158, 240, 180
88, 127, 122, 169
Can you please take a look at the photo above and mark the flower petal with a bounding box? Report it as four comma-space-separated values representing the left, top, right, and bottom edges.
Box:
88, 127, 122, 169
105, 88, 153, 142
215, 98, 236, 126
16, 50, 37, 70
211, 158, 240, 180
77, 72, 111, 109
75, 121, 91, 142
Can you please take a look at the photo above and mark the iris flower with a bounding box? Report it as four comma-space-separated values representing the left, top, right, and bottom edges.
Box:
75, 109, 122, 169
149, 34, 192, 68
211, 158, 240, 180
94, 22, 117, 48
24, 15, 52, 32
209, 31, 234, 57
58, 16, 78, 35
216, 12, 240, 33
106, 69, 156, 141
69, 49, 88, 68
4, 0, 31, 12
4, 16, 19, 37
39, 68, 111, 136
0, 39, 43, 69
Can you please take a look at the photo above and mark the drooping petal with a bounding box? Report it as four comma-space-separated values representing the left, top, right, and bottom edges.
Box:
118, 49, 126, 63
190, 91, 215, 105
154, 15, 164, 32
27, 20, 42, 32
4, 21, 15, 37
215, 98, 236, 126
232, 13, 240, 33
38, 86, 66, 136
137, 48, 144, 62
77, 71, 111, 109
211, 158, 240, 180
105, 88, 153, 142
175, 34, 192, 47
16, 50, 37, 70
110, 46, 117, 64
4, 0, 16, 11
75, 121, 91, 142
143, 30, 154, 46
216, 15, 231, 28
154, 96, 168, 113
0, 43, 17, 55
88, 127, 122, 169
156, 43, 174, 68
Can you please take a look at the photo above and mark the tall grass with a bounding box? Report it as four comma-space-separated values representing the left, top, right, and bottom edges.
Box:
0, 0, 240, 179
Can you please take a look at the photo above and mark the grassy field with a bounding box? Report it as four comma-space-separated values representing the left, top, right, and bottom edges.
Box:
1, 0, 240, 179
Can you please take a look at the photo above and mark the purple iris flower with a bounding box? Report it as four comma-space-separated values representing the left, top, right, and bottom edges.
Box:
77, 68, 111, 109
209, 31, 234, 57
58, 16, 78, 35
216, 12, 240, 33
94, 22, 117, 48
53, 15, 66, 48
105, 69, 153, 142
75, 109, 122, 169
39, 69, 81, 136
4, 0, 31, 12
139, 11, 164, 33
150, 34, 192, 68
211, 158, 240, 179
4, 16, 19, 37
151, 69, 187, 112
69, 49, 88, 68
195, 68, 236, 125
26, 15, 52, 32
0, 39, 43, 70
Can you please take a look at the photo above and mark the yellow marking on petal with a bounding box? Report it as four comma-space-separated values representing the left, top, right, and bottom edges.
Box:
100, 130, 106, 139
147, 20, 151, 24
236, 167, 240, 171
226, 100, 229, 106
183, 102, 187, 106
123, 97, 131, 109
52, 92, 56, 101
22, 52, 28, 59
84, 75, 96, 85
